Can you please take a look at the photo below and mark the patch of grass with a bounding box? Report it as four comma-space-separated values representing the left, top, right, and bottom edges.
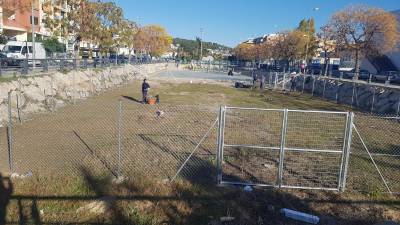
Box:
0, 76, 19, 83
2, 76, 400, 224
5, 173, 399, 225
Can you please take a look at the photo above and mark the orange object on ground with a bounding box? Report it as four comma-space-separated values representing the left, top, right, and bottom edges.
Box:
147, 98, 156, 105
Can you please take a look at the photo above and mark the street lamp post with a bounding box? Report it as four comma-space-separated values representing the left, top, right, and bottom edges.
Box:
200, 28, 203, 62
31, 0, 36, 69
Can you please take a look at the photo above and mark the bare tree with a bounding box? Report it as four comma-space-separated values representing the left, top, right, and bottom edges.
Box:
318, 25, 337, 76
327, 5, 400, 79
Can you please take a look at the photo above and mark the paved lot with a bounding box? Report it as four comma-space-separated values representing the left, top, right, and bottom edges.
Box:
155, 70, 253, 83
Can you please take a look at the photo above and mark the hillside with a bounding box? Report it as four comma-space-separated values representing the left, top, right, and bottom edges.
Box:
173, 38, 231, 60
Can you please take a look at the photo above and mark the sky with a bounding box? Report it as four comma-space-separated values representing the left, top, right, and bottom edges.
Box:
114, 0, 400, 47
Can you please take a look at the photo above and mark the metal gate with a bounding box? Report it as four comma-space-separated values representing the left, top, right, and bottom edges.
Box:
216, 106, 353, 191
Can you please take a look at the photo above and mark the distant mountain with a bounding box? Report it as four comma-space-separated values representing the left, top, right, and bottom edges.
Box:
173, 38, 231, 60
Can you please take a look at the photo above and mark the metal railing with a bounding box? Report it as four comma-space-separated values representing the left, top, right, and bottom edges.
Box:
0, 57, 170, 77
261, 72, 400, 116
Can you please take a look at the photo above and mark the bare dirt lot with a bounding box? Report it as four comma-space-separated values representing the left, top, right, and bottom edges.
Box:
0, 70, 399, 225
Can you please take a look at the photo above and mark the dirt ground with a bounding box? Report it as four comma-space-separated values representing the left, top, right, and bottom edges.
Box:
0, 70, 399, 224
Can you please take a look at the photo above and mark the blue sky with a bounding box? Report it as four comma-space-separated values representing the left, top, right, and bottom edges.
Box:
114, 0, 399, 47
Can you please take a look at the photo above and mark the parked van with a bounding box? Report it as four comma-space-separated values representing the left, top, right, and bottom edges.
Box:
2, 41, 46, 60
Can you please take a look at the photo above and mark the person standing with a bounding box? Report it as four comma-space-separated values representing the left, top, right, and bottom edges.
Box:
290, 75, 296, 92
252, 71, 257, 85
142, 79, 150, 103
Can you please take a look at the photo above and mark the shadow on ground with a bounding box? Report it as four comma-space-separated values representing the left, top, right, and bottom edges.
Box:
1, 155, 399, 225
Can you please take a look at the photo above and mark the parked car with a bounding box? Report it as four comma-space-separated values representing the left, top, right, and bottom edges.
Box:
390, 74, 400, 84
371, 71, 397, 83
343, 69, 371, 80
0, 53, 11, 67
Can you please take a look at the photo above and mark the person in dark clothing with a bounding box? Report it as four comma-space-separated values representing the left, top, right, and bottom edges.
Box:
290, 76, 296, 92
252, 71, 257, 85
142, 79, 150, 103
228, 69, 233, 76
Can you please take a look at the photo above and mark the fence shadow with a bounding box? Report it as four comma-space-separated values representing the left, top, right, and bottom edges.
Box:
121, 95, 142, 104
0, 173, 13, 225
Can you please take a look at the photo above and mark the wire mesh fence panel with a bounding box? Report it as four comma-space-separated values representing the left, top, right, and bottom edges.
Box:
0, 126, 9, 173
221, 107, 284, 185
121, 103, 218, 182
222, 146, 280, 185
349, 114, 400, 195
10, 101, 120, 177
283, 110, 348, 189
285, 111, 348, 151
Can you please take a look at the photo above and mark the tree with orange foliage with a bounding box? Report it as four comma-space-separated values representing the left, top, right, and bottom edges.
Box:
133, 25, 172, 57
234, 43, 256, 61
327, 5, 399, 79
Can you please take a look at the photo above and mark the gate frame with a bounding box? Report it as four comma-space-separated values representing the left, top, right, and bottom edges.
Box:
216, 106, 354, 191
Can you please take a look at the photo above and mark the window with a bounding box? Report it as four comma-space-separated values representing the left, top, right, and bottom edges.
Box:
30, 17, 39, 25
3, 46, 21, 53
22, 46, 28, 54
28, 46, 33, 53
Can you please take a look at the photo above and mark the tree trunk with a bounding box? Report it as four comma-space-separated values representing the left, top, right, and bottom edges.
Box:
323, 50, 328, 76
354, 49, 360, 80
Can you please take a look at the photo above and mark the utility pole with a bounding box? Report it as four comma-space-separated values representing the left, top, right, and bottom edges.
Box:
31, 0, 36, 69
200, 28, 203, 61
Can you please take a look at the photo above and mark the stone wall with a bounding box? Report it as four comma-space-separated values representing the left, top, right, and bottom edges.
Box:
292, 76, 400, 114
0, 63, 170, 126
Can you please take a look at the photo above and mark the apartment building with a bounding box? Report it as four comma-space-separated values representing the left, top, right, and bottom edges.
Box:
0, 0, 132, 57
0, 0, 41, 41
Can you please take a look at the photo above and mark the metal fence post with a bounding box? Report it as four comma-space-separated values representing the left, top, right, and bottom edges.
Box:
311, 75, 316, 96
397, 97, 400, 117
0, 59, 2, 77
351, 83, 355, 108
322, 78, 326, 98
43, 58, 49, 72
117, 100, 123, 178
336, 81, 339, 104
60, 58, 64, 71
216, 106, 226, 184
277, 109, 288, 188
7, 92, 13, 173
339, 112, 354, 192
269, 73, 272, 88
16, 92, 21, 124
371, 88, 376, 113
74, 58, 78, 70
21, 59, 28, 75
72, 70, 76, 105
282, 73, 286, 91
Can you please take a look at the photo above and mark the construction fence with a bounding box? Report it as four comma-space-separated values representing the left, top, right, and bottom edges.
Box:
0, 100, 399, 195
263, 72, 400, 116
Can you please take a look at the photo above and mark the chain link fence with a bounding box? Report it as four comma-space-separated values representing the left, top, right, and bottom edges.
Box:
218, 107, 351, 191
263, 72, 400, 116
1, 96, 400, 195
1, 99, 219, 182
348, 113, 400, 195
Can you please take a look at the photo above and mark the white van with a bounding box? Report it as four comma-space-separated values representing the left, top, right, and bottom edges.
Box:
2, 41, 46, 60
